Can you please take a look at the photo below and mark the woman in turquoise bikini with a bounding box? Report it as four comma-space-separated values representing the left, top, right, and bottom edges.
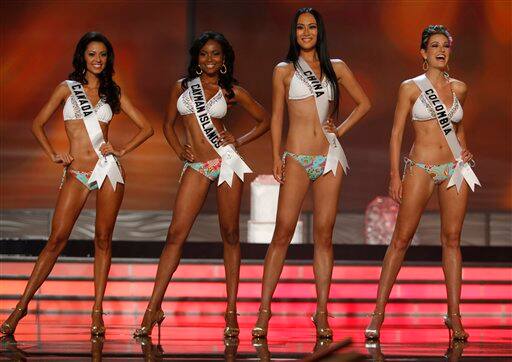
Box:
365, 25, 475, 341
134, 31, 269, 338
252, 7, 371, 339
0, 32, 153, 336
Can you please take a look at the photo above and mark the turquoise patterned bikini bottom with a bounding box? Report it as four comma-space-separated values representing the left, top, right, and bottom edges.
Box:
403, 157, 457, 185
282, 151, 327, 181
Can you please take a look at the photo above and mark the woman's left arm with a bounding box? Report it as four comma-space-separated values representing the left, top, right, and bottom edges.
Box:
219, 85, 270, 147
100, 93, 154, 157
332, 60, 371, 138
453, 80, 472, 162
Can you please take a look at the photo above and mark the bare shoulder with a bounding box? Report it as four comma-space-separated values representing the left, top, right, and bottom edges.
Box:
399, 78, 420, 99
450, 78, 467, 94
331, 58, 349, 73
232, 84, 250, 98
56, 81, 71, 99
175, 78, 187, 94
274, 61, 293, 76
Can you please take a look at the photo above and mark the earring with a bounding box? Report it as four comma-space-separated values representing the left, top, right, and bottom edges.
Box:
422, 59, 428, 71
220, 64, 227, 74
195, 66, 203, 75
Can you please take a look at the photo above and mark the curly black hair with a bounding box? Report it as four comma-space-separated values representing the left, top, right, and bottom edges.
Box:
182, 31, 237, 99
68, 32, 121, 113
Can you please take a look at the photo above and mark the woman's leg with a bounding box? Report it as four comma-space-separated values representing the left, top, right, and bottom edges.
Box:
438, 180, 469, 335
137, 168, 211, 330
366, 165, 435, 334
1, 173, 90, 333
91, 179, 125, 332
254, 156, 310, 331
216, 176, 243, 332
310, 167, 343, 332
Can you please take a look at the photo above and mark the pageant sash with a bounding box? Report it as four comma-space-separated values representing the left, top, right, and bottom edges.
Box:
188, 77, 252, 186
297, 57, 348, 175
65, 81, 124, 190
413, 74, 480, 192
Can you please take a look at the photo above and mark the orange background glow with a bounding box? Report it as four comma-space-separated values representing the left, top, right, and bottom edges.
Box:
1, 1, 510, 212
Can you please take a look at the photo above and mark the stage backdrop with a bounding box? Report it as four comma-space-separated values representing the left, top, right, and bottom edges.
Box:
1, 1, 511, 213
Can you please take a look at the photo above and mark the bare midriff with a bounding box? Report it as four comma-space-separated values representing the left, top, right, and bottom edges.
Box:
65, 120, 109, 170
409, 118, 459, 164
182, 114, 225, 162
285, 96, 331, 156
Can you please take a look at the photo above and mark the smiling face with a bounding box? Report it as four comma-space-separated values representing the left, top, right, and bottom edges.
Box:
296, 12, 318, 51
198, 39, 224, 76
421, 33, 451, 70
84, 41, 107, 75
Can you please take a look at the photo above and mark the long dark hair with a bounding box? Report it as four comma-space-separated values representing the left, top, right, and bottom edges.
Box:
182, 31, 237, 99
286, 7, 339, 117
420, 25, 453, 50
68, 32, 121, 113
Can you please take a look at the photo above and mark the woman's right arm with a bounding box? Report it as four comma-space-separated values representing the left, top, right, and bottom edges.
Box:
163, 80, 194, 162
389, 81, 414, 203
31, 83, 73, 165
270, 63, 287, 183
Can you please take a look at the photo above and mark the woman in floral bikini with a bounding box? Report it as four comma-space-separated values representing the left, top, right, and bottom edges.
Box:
252, 8, 371, 339
134, 31, 269, 338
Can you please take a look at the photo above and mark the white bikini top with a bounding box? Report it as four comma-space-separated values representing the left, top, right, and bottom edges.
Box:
289, 71, 334, 101
177, 87, 227, 119
411, 90, 463, 123
63, 95, 113, 123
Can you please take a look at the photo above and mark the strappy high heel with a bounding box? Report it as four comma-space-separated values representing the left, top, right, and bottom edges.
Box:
0, 307, 27, 335
443, 313, 469, 341
90, 309, 106, 336
311, 311, 333, 339
364, 311, 385, 340
224, 310, 240, 337
252, 308, 271, 338
133, 308, 165, 337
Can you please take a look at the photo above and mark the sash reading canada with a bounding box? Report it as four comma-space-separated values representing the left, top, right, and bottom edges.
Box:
65, 81, 124, 190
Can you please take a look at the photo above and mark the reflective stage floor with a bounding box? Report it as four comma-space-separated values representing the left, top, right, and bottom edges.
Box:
1, 257, 511, 360
1, 314, 511, 361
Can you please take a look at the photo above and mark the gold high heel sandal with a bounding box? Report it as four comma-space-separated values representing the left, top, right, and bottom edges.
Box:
311, 311, 333, 339
0, 307, 28, 335
251, 309, 271, 338
224, 310, 240, 337
133, 308, 165, 337
90, 309, 106, 336
443, 313, 469, 341
364, 311, 384, 340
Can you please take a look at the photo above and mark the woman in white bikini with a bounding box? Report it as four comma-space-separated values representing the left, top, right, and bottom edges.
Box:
252, 7, 371, 339
134, 31, 270, 338
0, 32, 153, 336
365, 25, 478, 341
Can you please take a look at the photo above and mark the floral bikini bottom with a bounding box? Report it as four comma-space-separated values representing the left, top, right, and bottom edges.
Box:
181, 158, 222, 181
282, 151, 327, 181
60, 168, 99, 190
403, 157, 457, 185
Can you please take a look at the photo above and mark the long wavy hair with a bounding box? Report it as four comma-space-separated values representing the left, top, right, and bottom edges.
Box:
286, 7, 339, 117
68, 32, 121, 113
182, 31, 237, 99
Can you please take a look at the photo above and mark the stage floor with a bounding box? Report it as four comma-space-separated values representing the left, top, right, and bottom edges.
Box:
1, 314, 511, 360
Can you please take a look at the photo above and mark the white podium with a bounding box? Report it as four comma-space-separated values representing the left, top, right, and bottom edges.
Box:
247, 175, 303, 244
